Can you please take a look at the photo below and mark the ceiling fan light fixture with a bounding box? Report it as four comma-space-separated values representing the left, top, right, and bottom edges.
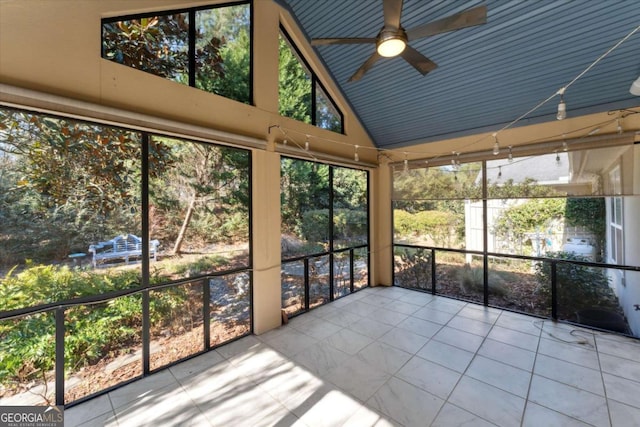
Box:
376, 29, 407, 57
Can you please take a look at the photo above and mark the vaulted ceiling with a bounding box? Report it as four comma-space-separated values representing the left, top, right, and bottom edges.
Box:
280, 0, 640, 149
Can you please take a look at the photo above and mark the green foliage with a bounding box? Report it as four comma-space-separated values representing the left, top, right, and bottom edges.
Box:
394, 247, 431, 290
494, 198, 566, 243
278, 35, 312, 123
488, 178, 561, 199
535, 251, 616, 319
0, 261, 208, 387
394, 209, 458, 246
300, 209, 368, 243
565, 198, 606, 254
457, 265, 509, 297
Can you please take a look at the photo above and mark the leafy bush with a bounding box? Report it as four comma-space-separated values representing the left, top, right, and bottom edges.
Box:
301, 209, 367, 243
535, 251, 617, 319
494, 198, 566, 242
394, 209, 457, 245
0, 263, 186, 387
457, 265, 509, 297
394, 247, 431, 289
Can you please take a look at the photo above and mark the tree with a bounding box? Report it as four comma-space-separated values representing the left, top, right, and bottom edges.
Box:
278, 36, 312, 123
149, 138, 249, 255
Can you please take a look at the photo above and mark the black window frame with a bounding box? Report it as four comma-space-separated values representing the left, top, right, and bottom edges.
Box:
279, 26, 344, 134
101, 1, 254, 105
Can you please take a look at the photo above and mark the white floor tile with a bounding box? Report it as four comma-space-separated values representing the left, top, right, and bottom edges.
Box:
456, 306, 501, 324
368, 377, 445, 427
366, 307, 408, 326
323, 328, 374, 355
295, 388, 363, 427
599, 352, 640, 383
412, 306, 456, 325
395, 316, 443, 338
608, 399, 640, 427
378, 327, 430, 353
356, 341, 412, 375
534, 354, 605, 395
449, 376, 525, 427
537, 337, 600, 370
347, 317, 394, 340
325, 357, 391, 402
396, 356, 462, 399
62, 289, 640, 427
64, 394, 113, 426
487, 325, 540, 352
108, 370, 177, 410
603, 373, 640, 409
447, 315, 494, 337
432, 326, 485, 353
416, 340, 474, 373
431, 403, 497, 427
477, 338, 536, 371
466, 355, 531, 398
261, 329, 318, 357
528, 375, 610, 426
522, 402, 591, 427
293, 341, 350, 376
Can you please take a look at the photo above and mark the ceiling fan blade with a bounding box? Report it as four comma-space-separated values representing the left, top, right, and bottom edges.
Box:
348, 51, 381, 82
406, 5, 487, 41
400, 45, 438, 75
383, 0, 404, 30
311, 37, 376, 46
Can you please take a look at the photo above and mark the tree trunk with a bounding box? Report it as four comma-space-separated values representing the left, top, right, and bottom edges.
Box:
172, 193, 196, 256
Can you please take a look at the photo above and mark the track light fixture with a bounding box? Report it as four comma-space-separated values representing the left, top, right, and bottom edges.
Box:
304, 135, 310, 151
354, 145, 359, 162
492, 133, 500, 155
403, 152, 409, 172
617, 118, 623, 134
508, 146, 513, 163
498, 166, 502, 179
556, 151, 561, 164
283, 138, 288, 146
556, 87, 567, 120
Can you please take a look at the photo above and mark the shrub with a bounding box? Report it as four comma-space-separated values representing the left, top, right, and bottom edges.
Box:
457, 265, 509, 297
394, 247, 431, 290
535, 251, 617, 319
393, 209, 457, 245
301, 208, 367, 243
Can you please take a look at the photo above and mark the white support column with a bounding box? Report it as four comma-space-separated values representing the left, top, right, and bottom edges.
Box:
251, 149, 283, 334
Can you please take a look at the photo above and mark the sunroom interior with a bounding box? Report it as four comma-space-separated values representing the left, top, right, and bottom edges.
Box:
1, 0, 640, 426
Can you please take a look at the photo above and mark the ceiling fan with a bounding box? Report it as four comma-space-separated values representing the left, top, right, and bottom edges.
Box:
311, 0, 487, 82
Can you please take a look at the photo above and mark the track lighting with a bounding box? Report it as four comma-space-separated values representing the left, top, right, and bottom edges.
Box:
403, 152, 408, 172
304, 135, 310, 151
556, 87, 566, 120
283, 138, 288, 146
354, 145, 359, 162
498, 166, 502, 179
492, 133, 499, 155
617, 118, 623, 134
556, 151, 561, 164
562, 141, 568, 152
508, 146, 513, 163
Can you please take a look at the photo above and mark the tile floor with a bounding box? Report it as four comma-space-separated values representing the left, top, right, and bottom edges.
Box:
65, 286, 640, 427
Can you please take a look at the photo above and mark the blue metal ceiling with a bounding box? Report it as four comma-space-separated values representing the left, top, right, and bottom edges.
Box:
280, 0, 640, 149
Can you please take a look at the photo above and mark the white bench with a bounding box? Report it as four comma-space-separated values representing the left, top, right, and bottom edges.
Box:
89, 234, 160, 268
